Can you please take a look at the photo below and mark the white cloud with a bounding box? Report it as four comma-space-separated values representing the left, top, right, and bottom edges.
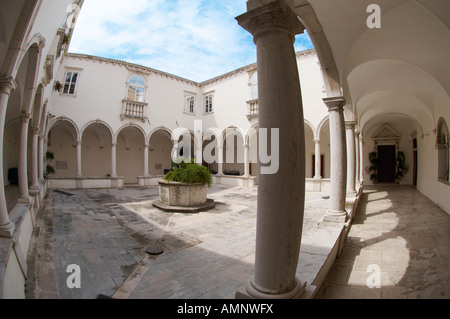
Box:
70, 0, 313, 82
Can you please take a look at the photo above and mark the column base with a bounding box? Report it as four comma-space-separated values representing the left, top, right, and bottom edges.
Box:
0, 222, 15, 238
323, 210, 348, 223
238, 277, 307, 299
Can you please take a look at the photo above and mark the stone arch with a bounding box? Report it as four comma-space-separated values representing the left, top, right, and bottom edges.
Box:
222, 126, 245, 176
116, 124, 146, 184
149, 128, 173, 176
81, 121, 113, 178
46, 118, 79, 178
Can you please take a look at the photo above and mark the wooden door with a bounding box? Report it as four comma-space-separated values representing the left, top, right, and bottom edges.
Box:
378, 145, 396, 183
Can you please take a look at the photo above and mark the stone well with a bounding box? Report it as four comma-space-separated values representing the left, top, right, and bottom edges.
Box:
153, 180, 215, 213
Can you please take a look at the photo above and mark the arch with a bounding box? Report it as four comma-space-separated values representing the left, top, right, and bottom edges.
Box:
115, 123, 147, 144
0, 0, 39, 78
149, 126, 172, 143
317, 115, 330, 140
304, 119, 316, 139
304, 121, 316, 178
348, 60, 450, 118
80, 120, 114, 143
81, 122, 113, 178
361, 112, 425, 140
222, 126, 245, 176
46, 117, 80, 142
116, 124, 146, 184
149, 128, 173, 176
46, 118, 79, 178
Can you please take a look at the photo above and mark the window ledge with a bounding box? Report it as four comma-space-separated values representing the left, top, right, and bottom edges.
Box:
437, 178, 449, 186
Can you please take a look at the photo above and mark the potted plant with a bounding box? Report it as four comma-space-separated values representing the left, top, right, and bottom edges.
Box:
368, 151, 378, 183
44, 151, 56, 177
154, 158, 213, 211
395, 151, 409, 181
54, 81, 63, 92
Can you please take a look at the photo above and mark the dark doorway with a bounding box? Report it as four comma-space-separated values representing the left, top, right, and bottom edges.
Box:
378, 145, 396, 183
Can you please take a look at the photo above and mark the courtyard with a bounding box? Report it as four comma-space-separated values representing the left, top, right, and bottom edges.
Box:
22, 184, 450, 299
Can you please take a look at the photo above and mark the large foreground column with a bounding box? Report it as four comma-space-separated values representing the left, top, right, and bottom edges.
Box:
237, 1, 307, 299
323, 97, 347, 222
0, 78, 16, 237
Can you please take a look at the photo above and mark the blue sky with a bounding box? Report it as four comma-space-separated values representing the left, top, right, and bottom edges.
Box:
69, 0, 314, 82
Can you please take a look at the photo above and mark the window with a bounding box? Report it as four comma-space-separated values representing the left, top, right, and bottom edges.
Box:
204, 94, 213, 114
250, 72, 258, 100
437, 118, 449, 183
127, 75, 146, 102
63, 71, 78, 95
185, 95, 195, 114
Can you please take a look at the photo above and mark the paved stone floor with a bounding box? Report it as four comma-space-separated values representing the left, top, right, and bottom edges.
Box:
25, 184, 329, 299
316, 185, 450, 299
23, 184, 450, 299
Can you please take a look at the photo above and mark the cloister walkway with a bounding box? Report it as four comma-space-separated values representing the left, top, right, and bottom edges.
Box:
18, 184, 450, 299
316, 185, 450, 298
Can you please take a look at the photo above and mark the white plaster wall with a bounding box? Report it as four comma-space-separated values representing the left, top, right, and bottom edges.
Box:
416, 108, 450, 214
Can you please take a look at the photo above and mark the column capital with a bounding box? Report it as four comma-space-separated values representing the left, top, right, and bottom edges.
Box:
345, 121, 356, 130
0, 76, 17, 94
30, 126, 40, 135
314, 138, 321, 143
20, 111, 32, 122
323, 96, 346, 111
236, 0, 304, 42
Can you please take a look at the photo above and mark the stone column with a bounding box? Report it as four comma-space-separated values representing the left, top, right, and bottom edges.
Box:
29, 126, 40, 193
243, 143, 250, 177
0, 77, 16, 237
237, 1, 307, 299
76, 140, 82, 177
345, 121, 356, 194
111, 143, 118, 177
217, 146, 224, 176
359, 134, 365, 183
38, 135, 45, 183
355, 130, 361, 185
144, 144, 149, 176
18, 111, 32, 203
313, 138, 322, 179
323, 97, 347, 222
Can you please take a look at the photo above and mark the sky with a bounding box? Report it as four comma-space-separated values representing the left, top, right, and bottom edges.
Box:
69, 0, 314, 83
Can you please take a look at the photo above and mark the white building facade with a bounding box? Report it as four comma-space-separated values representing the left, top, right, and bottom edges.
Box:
44, 49, 332, 191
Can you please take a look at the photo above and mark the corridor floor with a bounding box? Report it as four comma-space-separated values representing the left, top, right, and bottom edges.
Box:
316, 185, 450, 299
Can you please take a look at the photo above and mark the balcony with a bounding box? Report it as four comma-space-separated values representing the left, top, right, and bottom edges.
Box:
121, 99, 148, 123
246, 99, 259, 120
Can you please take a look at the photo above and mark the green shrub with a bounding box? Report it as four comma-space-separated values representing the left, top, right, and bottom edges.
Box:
164, 159, 212, 187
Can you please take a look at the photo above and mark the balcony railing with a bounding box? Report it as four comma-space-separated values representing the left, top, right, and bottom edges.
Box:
121, 99, 148, 122
246, 99, 259, 120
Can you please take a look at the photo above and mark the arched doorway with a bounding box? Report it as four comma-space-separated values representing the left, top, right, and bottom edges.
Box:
149, 128, 173, 176
81, 122, 112, 178
116, 126, 145, 184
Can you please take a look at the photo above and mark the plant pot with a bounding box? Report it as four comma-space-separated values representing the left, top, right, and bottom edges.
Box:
158, 180, 207, 207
